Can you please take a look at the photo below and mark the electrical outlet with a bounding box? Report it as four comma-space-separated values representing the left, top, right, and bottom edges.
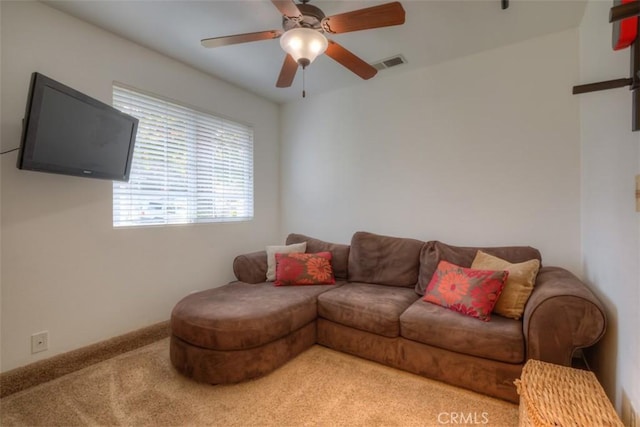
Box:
31, 331, 48, 354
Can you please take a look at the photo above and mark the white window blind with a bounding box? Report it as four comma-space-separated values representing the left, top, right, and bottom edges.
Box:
112, 84, 254, 227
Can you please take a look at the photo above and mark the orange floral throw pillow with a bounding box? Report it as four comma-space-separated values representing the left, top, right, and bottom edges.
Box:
274, 252, 336, 286
423, 260, 508, 321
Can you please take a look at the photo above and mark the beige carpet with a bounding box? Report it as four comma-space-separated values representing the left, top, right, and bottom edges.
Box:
0, 339, 518, 426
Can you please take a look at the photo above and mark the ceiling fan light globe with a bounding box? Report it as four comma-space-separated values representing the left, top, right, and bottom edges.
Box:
310, 40, 323, 54
288, 38, 302, 50
280, 28, 328, 66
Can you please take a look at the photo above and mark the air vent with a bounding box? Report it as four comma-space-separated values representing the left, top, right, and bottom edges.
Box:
371, 54, 407, 71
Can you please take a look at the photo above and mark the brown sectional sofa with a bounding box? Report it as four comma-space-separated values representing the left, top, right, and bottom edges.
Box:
170, 231, 606, 402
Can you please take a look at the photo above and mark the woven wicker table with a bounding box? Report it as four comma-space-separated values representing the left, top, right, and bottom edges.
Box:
515, 359, 623, 427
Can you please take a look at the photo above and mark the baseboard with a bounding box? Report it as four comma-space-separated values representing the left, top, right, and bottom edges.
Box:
0, 320, 170, 398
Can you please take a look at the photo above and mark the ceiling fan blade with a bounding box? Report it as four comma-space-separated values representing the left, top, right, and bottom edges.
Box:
325, 40, 377, 80
201, 30, 282, 48
271, 0, 302, 19
276, 54, 298, 88
572, 78, 632, 94
322, 2, 405, 34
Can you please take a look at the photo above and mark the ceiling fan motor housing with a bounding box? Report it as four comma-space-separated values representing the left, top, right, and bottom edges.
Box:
283, 3, 326, 31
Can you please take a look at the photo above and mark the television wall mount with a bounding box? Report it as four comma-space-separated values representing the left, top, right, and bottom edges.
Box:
572, 0, 640, 132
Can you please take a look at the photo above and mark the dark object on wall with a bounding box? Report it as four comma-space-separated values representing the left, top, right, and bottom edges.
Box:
17, 72, 139, 181
612, 0, 638, 50
610, 0, 640, 22
573, 0, 640, 132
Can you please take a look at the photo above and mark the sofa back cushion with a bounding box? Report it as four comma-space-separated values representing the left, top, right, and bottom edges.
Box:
286, 233, 350, 280
348, 231, 425, 287
416, 241, 542, 295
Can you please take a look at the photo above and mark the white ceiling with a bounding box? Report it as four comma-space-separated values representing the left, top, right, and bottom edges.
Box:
43, 0, 587, 104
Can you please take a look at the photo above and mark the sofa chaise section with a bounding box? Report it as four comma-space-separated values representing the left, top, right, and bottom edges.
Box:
170, 237, 350, 384
170, 282, 337, 383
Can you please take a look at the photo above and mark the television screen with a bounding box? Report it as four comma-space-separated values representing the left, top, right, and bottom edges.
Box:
17, 72, 138, 181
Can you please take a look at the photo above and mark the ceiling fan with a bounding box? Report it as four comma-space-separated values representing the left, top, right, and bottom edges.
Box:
201, 0, 406, 91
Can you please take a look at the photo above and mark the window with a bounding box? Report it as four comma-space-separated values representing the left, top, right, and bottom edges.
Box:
112, 84, 254, 227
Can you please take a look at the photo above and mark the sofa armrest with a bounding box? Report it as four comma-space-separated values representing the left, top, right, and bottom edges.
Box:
523, 266, 606, 366
233, 251, 267, 284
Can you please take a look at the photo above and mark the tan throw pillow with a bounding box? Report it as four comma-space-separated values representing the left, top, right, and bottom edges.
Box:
265, 242, 307, 281
471, 250, 540, 320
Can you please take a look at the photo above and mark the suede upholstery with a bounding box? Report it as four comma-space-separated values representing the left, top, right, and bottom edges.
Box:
286, 233, 350, 280
171, 232, 606, 403
416, 241, 542, 295
171, 322, 316, 384
524, 267, 606, 365
348, 231, 424, 287
400, 300, 525, 363
233, 251, 268, 284
171, 281, 342, 350
318, 283, 420, 337
317, 318, 522, 403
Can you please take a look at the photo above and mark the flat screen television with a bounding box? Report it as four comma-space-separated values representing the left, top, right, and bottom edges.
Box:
17, 72, 139, 181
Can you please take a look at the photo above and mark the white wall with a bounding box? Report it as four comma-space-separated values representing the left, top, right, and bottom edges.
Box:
0, 1, 280, 372
281, 29, 582, 275
579, 0, 640, 419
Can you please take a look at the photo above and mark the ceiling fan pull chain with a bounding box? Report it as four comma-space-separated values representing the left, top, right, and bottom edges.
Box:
302, 66, 306, 98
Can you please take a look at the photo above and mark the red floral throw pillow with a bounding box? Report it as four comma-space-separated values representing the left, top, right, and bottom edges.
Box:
275, 252, 336, 286
423, 260, 508, 321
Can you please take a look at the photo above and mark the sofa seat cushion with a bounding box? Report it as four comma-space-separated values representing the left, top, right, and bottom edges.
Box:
171, 281, 343, 351
318, 282, 420, 337
400, 299, 525, 363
